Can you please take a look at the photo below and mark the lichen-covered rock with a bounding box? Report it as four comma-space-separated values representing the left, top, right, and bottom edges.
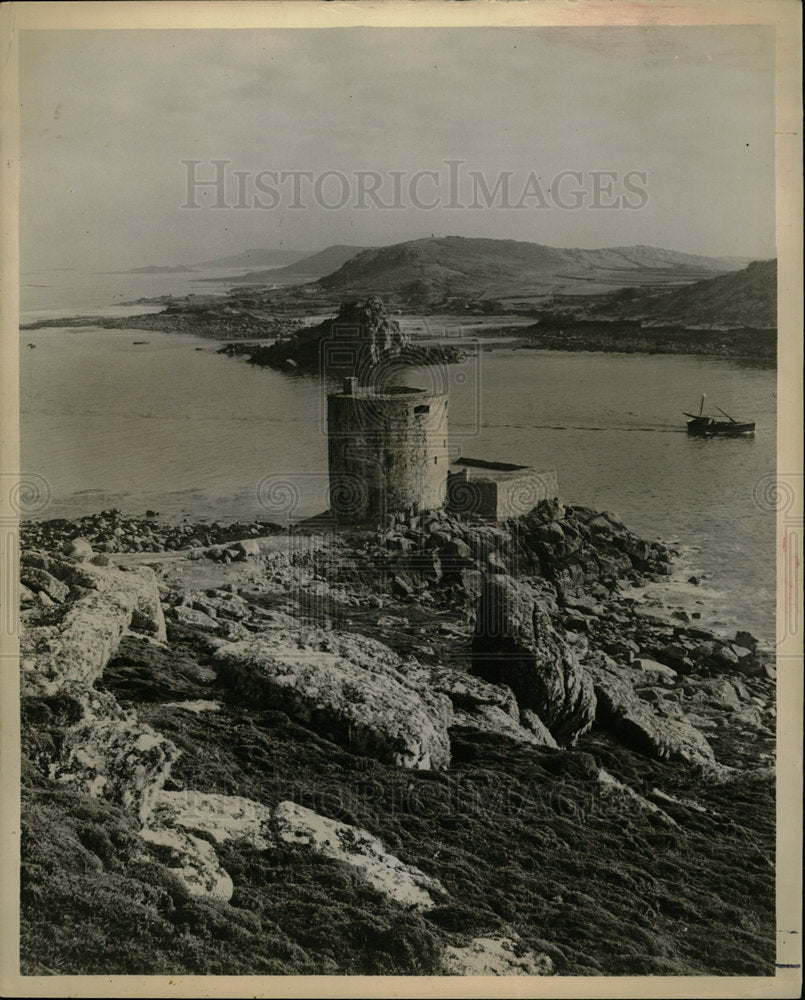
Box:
140, 826, 233, 902
471, 575, 596, 745
273, 801, 444, 909
53, 709, 179, 822
586, 652, 715, 766
150, 790, 273, 850
441, 936, 554, 976
19, 567, 70, 603
20, 559, 166, 698
214, 627, 452, 769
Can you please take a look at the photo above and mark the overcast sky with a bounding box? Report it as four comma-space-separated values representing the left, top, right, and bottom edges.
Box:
20, 25, 775, 270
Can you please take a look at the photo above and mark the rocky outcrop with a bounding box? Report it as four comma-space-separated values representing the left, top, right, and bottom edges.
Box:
586, 652, 715, 767
471, 575, 596, 745
441, 936, 554, 976
20, 558, 178, 822
249, 297, 410, 375
273, 801, 445, 910
214, 627, 453, 769
17, 508, 777, 977
20, 555, 166, 698
427, 665, 557, 747
150, 790, 274, 851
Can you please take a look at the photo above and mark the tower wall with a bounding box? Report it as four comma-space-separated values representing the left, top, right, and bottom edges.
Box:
327, 386, 448, 522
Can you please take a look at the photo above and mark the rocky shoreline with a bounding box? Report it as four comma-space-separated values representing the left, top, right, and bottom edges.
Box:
19, 500, 775, 975
510, 320, 776, 362
21, 302, 775, 362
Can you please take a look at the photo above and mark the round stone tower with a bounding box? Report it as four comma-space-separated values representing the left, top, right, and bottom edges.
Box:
327, 378, 449, 522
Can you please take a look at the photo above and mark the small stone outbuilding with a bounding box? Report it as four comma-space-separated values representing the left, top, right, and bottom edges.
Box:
447, 458, 558, 520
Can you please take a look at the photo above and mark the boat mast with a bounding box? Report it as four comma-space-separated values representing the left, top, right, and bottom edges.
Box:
699, 393, 706, 417
715, 405, 738, 424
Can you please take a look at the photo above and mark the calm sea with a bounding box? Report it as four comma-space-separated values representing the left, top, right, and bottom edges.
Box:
18, 271, 777, 643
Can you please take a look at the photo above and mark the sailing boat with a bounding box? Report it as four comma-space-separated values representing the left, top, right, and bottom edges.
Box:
684, 394, 755, 437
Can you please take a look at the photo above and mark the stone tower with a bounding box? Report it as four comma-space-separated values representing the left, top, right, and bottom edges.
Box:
327, 378, 449, 522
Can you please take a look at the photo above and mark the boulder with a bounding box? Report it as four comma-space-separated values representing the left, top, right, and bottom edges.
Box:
450, 704, 547, 747
441, 936, 553, 976
52, 708, 179, 822
471, 576, 596, 745
586, 653, 715, 767
428, 667, 519, 720
214, 628, 452, 769
425, 667, 549, 746
459, 569, 484, 600
691, 677, 742, 711
63, 537, 94, 560
635, 658, 678, 682
150, 790, 273, 851
20, 561, 165, 697
140, 826, 233, 902
273, 801, 444, 909
656, 643, 694, 674
19, 567, 70, 603
170, 605, 220, 632
519, 708, 560, 748
233, 538, 261, 558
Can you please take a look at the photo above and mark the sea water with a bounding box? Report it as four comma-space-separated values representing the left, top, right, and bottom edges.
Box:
18, 272, 777, 643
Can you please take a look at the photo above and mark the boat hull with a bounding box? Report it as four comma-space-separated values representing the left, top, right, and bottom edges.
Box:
686, 418, 755, 437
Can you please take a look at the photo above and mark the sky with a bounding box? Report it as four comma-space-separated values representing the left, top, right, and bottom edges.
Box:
19, 25, 776, 270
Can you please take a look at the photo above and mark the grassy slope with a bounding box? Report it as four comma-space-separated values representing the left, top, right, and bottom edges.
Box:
590, 260, 777, 329
316, 237, 742, 302
21, 604, 775, 977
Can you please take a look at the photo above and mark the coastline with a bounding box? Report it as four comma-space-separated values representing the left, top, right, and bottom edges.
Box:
18, 500, 775, 975
21, 309, 777, 362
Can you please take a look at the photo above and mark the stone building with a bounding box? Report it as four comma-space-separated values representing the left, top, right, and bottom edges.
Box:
447, 457, 558, 520
327, 378, 449, 522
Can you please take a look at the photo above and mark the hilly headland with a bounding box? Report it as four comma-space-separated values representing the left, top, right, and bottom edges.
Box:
20, 237, 776, 362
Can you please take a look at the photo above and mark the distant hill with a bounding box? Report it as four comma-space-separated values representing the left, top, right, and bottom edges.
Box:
197, 248, 313, 269
224, 245, 371, 286
312, 236, 747, 306
591, 259, 777, 329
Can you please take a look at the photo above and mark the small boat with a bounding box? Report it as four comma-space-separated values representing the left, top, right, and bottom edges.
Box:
684, 395, 755, 437
27, 343, 36, 349
132, 340, 150, 345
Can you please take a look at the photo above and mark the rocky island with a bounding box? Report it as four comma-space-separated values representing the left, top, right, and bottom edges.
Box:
217, 297, 463, 374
